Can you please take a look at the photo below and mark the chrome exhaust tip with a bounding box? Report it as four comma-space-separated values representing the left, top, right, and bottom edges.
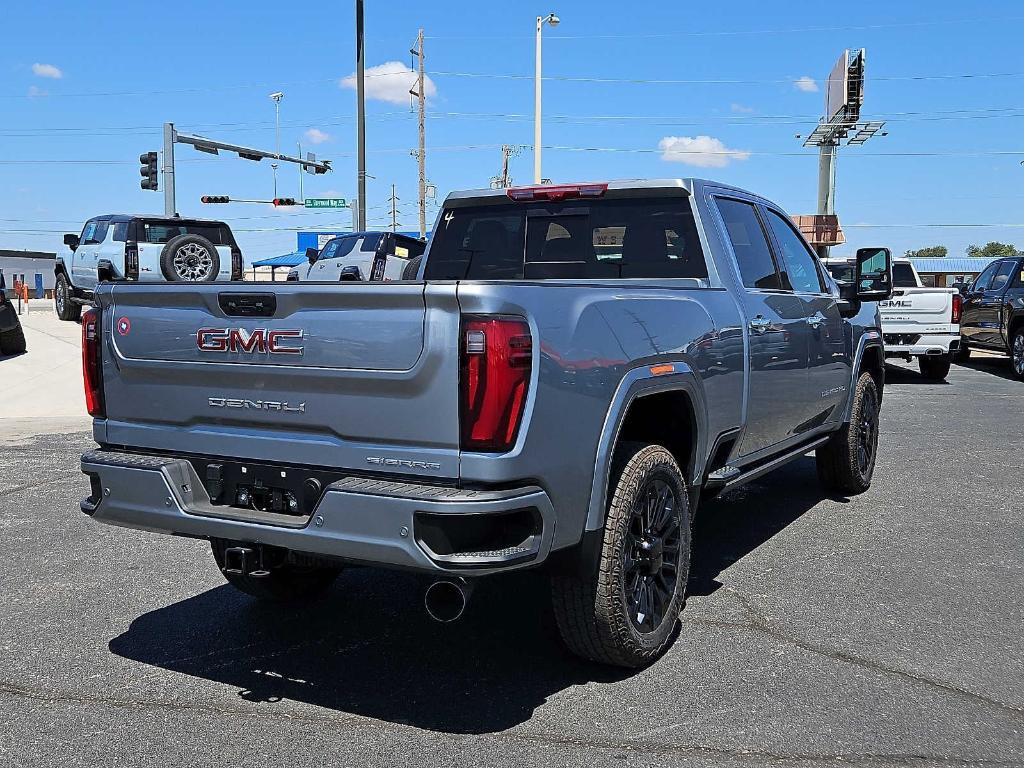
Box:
424, 578, 473, 623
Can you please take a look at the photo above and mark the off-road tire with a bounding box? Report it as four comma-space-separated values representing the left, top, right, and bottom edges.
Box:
402, 255, 423, 281
211, 540, 341, 601
0, 323, 26, 355
1011, 328, 1024, 381
551, 442, 691, 668
55, 274, 81, 321
160, 234, 220, 282
919, 355, 951, 381
816, 372, 880, 495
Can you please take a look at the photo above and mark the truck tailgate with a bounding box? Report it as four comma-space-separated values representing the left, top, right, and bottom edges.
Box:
97, 282, 461, 479
880, 287, 954, 329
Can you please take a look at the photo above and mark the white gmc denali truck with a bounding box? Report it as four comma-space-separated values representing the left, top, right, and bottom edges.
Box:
825, 257, 960, 380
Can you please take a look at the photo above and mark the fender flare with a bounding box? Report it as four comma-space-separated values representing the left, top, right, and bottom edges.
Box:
844, 330, 884, 422
54, 257, 69, 278
583, 362, 709, 532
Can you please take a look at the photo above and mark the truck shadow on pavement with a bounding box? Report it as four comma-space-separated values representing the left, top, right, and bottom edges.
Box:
954, 357, 1017, 382
108, 458, 830, 734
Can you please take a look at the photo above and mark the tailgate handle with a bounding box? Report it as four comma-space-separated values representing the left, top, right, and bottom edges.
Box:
218, 293, 277, 317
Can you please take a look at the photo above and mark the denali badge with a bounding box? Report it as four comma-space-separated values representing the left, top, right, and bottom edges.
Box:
366, 456, 441, 471
209, 397, 305, 413
197, 328, 303, 355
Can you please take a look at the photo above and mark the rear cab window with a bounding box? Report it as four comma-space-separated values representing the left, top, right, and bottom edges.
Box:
135, 220, 235, 246
892, 262, 918, 288
424, 195, 707, 281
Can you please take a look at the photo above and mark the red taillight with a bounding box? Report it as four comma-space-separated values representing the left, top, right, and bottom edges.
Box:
124, 241, 139, 280
231, 246, 243, 280
951, 292, 962, 324
506, 183, 607, 202
82, 308, 105, 417
460, 316, 532, 452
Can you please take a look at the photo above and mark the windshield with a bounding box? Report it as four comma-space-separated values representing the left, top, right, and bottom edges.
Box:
424, 197, 707, 280
892, 262, 918, 288
139, 221, 233, 245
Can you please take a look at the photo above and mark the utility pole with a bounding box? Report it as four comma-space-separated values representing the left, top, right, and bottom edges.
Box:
297, 141, 304, 202
355, 0, 367, 231
410, 29, 427, 239
389, 184, 400, 231
162, 122, 176, 216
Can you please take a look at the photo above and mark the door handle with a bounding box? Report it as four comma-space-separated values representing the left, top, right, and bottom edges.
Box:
806, 312, 826, 328
748, 316, 771, 334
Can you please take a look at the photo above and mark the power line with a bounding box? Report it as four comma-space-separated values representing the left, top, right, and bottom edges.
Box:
426, 15, 1024, 40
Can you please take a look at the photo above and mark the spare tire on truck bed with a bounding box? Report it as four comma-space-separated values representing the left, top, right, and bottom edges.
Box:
160, 234, 220, 282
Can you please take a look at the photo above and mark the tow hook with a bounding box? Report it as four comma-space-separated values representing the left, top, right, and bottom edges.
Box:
221, 545, 271, 578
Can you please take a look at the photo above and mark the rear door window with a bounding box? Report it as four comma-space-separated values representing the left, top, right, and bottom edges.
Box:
139, 221, 233, 245
111, 222, 128, 242
424, 197, 706, 280
714, 198, 782, 290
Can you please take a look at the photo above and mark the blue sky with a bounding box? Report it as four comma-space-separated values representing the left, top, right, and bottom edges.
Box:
2, 0, 1022, 261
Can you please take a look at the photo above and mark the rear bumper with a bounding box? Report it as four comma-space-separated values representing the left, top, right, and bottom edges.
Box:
80, 449, 555, 576
883, 332, 959, 357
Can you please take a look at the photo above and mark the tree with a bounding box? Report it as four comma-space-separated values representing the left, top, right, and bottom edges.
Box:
904, 245, 948, 258
966, 242, 1021, 258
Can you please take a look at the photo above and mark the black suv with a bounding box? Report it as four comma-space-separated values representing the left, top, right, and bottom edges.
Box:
958, 255, 1024, 378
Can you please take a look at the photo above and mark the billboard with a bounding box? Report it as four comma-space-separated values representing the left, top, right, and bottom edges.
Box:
825, 50, 850, 125
824, 48, 865, 127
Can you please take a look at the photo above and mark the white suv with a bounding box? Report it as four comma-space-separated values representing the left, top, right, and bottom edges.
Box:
287, 231, 425, 283
56, 215, 242, 321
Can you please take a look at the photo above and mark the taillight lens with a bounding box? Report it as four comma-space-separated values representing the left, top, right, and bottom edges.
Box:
81, 307, 105, 417
124, 241, 139, 280
506, 183, 607, 202
460, 316, 532, 452
951, 293, 962, 324
231, 246, 243, 281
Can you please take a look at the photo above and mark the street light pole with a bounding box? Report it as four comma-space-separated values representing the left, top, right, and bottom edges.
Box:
355, 0, 367, 231
270, 91, 284, 199
534, 12, 559, 184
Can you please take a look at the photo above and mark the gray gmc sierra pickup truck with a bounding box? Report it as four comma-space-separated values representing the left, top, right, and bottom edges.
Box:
79, 179, 892, 667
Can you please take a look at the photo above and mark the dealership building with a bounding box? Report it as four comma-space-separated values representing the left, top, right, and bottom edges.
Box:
0, 250, 57, 297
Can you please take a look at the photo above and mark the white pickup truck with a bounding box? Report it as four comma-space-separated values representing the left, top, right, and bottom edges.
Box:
824, 257, 960, 380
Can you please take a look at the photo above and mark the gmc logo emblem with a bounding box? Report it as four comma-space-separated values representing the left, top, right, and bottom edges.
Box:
197, 328, 304, 355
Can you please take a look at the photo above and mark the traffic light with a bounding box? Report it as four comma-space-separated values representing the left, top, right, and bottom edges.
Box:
139, 151, 158, 191
201, 196, 230, 204
272, 198, 298, 207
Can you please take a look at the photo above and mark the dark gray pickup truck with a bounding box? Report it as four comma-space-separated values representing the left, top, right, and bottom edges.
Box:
79, 179, 891, 667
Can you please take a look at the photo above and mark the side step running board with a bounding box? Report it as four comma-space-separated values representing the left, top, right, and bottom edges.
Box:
704, 435, 831, 494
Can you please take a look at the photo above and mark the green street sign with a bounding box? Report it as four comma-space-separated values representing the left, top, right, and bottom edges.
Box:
304, 198, 347, 209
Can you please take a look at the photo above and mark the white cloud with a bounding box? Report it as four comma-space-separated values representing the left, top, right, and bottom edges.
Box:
658, 135, 751, 168
27, 85, 48, 98
340, 61, 436, 105
304, 128, 331, 144
794, 76, 818, 93
32, 63, 63, 79
730, 103, 755, 114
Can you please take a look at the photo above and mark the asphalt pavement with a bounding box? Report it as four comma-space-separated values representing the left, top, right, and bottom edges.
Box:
1, 355, 1021, 767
